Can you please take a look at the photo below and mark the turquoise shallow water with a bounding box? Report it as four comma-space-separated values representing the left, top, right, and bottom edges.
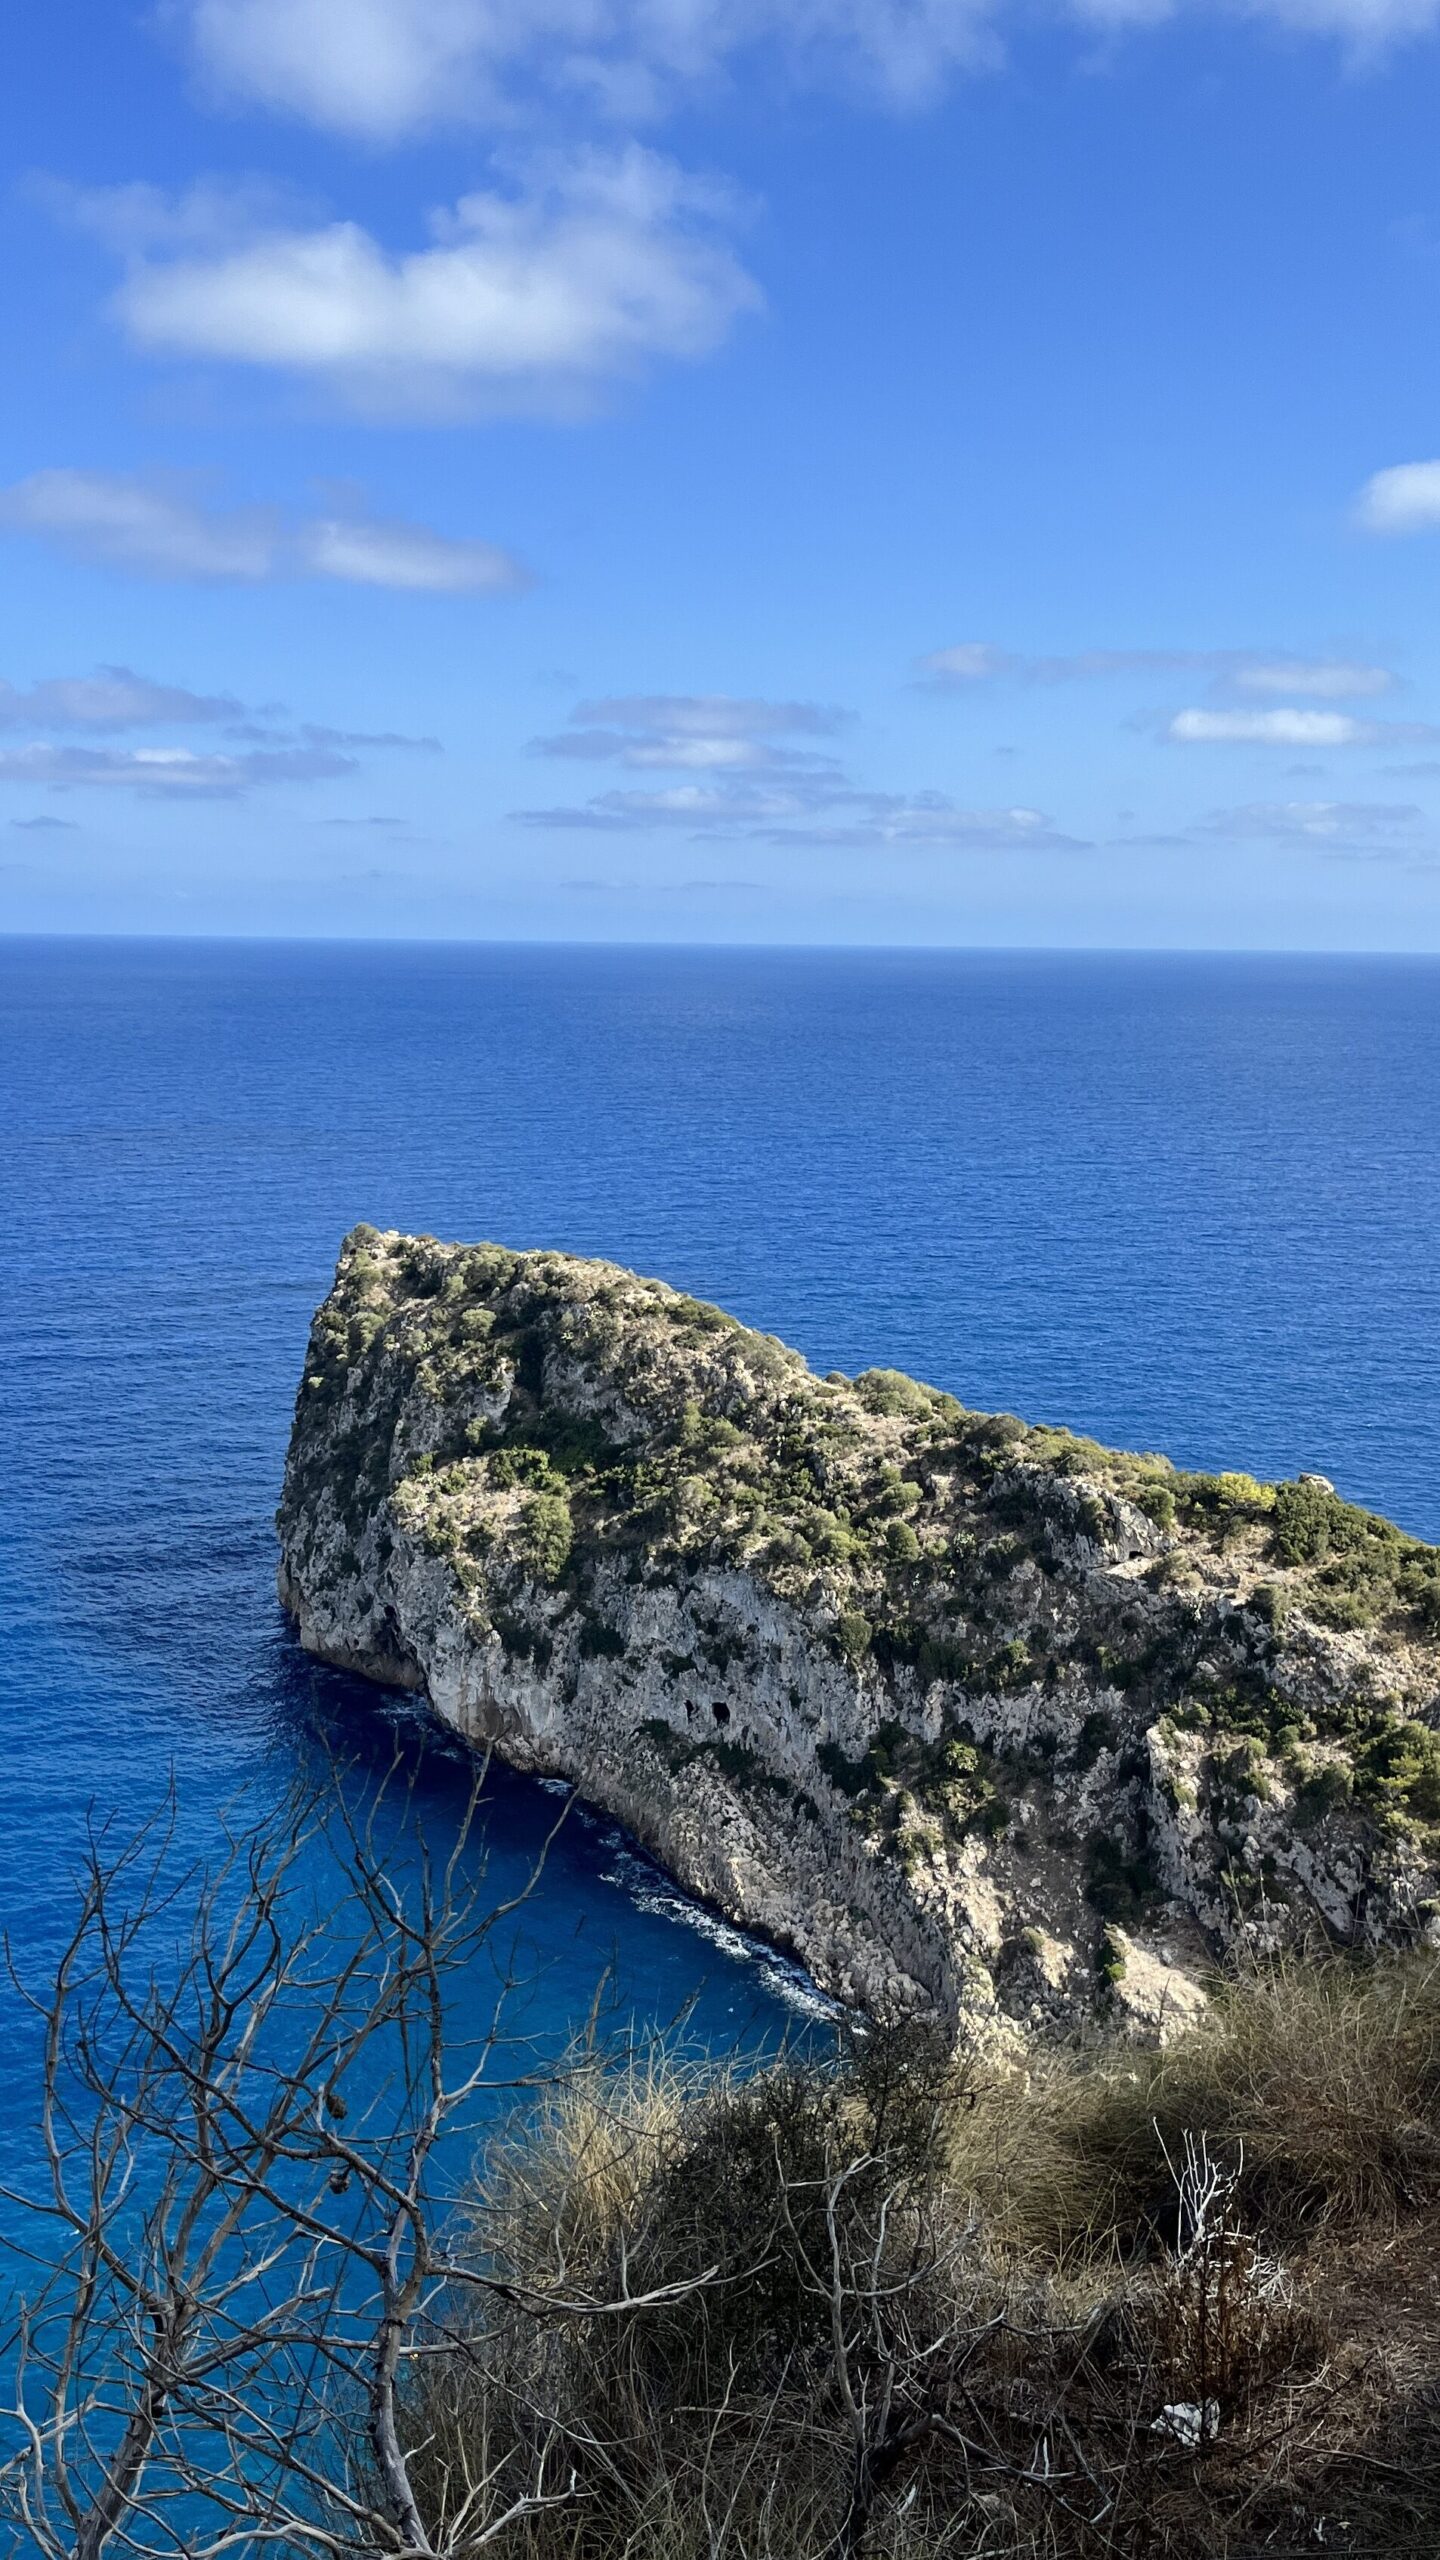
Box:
2, 937, 1438, 2185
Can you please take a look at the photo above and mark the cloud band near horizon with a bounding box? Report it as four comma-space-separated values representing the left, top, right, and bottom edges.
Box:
0, 470, 529, 590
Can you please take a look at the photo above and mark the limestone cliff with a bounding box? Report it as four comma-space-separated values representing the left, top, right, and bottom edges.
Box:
278, 1227, 1440, 2037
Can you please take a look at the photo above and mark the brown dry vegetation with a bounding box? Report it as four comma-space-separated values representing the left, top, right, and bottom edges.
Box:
405, 1954, 1440, 2560
7, 1775, 1438, 2559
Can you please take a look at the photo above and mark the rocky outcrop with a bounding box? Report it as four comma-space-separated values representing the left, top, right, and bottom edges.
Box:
278, 1228, 1440, 2038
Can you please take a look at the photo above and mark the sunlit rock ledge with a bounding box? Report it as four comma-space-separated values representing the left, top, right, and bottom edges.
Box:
278, 1227, 1440, 2040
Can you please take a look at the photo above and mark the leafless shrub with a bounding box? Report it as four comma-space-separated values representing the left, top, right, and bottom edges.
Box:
1, 1796, 1438, 2560
0, 1767, 715, 2560
1151, 2132, 1309, 2440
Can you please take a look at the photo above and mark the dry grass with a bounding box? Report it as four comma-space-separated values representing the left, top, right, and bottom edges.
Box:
958, 1946, 1440, 2251
401, 1955, 1440, 2558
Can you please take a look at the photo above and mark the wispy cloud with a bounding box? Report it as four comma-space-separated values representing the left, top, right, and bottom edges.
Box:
318, 814, 409, 829
224, 720, 438, 748
921, 643, 1218, 686
1167, 708, 1440, 747
919, 643, 1397, 699
1, 470, 276, 580
39, 173, 313, 254
1168, 709, 1373, 746
1200, 800, 1427, 842
536, 732, 836, 771
60, 155, 760, 416
517, 777, 1082, 850
918, 643, 1016, 683
174, 0, 1440, 144
0, 469, 528, 590
0, 646, 442, 812
529, 693, 845, 773
0, 668, 245, 730
766, 796, 1086, 851
518, 780, 840, 831
0, 742, 358, 798
1193, 798, 1440, 871
570, 693, 842, 737
295, 514, 525, 591
1231, 658, 1395, 700
1078, 0, 1440, 54
517, 687, 1083, 844
0, 669, 438, 761
178, 0, 1003, 141
1355, 460, 1440, 532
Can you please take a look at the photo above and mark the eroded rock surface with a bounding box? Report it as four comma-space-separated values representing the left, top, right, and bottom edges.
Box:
278, 1229, 1440, 2036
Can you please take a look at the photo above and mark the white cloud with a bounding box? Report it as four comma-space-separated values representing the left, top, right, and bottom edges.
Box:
176, 0, 1440, 142
516, 775, 1082, 847
0, 646, 439, 801
917, 643, 1016, 683
1355, 460, 1440, 532
531, 692, 844, 771
296, 515, 524, 591
0, 743, 358, 797
572, 692, 841, 735
517, 687, 1083, 841
180, 0, 1001, 140
1168, 708, 1376, 746
920, 642, 1396, 697
185, 0, 508, 140
0, 668, 245, 729
85, 153, 759, 414
0, 470, 528, 591
553, 732, 830, 768
520, 780, 824, 827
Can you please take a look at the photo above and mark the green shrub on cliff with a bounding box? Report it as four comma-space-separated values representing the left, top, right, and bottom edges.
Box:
518, 1490, 573, 1581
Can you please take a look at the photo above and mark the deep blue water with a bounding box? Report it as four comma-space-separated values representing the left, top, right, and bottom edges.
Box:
2, 938, 1438, 2188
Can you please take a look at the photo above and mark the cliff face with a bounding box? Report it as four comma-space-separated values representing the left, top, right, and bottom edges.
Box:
278, 1228, 1440, 2037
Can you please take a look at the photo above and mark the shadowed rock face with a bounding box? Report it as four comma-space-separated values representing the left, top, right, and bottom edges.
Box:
279, 1227, 1440, 2039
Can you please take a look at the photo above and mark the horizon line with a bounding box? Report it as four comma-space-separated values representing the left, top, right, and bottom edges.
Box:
2, 929, 1440, 961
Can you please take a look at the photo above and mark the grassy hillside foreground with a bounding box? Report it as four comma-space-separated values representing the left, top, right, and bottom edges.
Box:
411, 1955, 1440, 2558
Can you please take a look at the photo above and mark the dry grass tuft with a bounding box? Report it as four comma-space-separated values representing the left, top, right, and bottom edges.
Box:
401, 1956, 1440, 2557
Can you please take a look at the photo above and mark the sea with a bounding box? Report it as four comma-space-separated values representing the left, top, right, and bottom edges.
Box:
3, 938, 1438, 2194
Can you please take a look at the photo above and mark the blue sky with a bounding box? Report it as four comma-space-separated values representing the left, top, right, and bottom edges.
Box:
5, 3, 1440, 944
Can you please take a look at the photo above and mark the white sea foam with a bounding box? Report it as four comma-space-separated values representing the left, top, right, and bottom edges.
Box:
599, 1842, 839, 2022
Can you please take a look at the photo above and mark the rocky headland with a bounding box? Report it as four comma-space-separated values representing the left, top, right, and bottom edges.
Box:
278, 1227, 1440, 2039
